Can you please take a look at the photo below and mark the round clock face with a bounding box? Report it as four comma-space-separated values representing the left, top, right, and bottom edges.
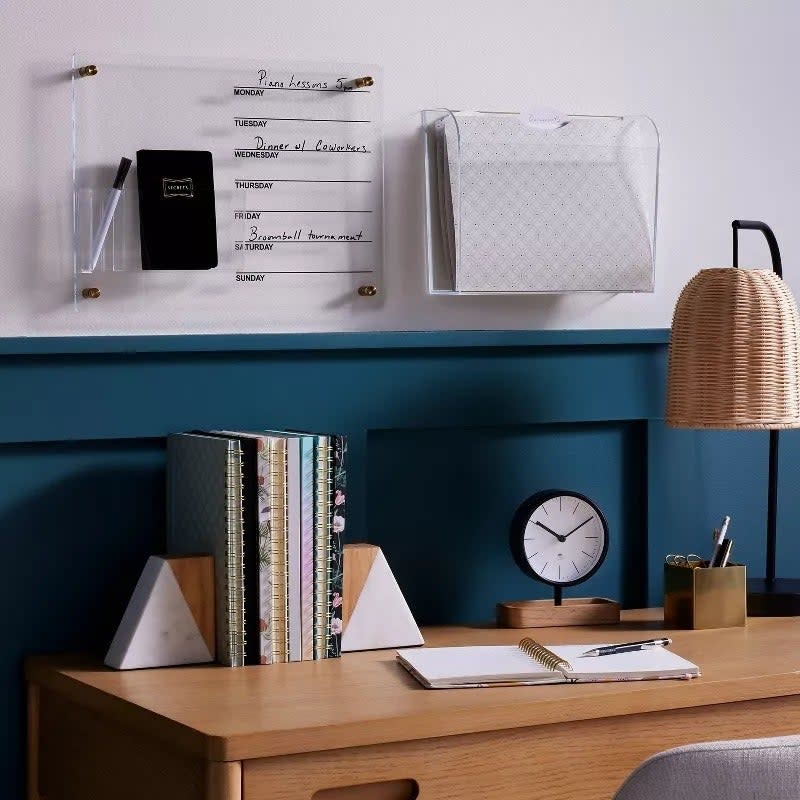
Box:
510, 491, 609, 587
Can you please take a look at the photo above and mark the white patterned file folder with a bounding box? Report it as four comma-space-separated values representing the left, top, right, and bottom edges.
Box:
424, 111, 659, 294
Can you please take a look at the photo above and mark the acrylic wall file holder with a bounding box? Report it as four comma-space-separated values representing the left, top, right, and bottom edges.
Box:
422, 110, 659, 295
71, 54, 383, 303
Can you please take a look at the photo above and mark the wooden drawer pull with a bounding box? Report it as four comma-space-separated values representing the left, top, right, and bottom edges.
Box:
312, 778, 419, 800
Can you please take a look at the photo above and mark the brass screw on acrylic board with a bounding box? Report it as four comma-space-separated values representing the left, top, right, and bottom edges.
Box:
82, 287, 101, 299
342, 76, 373, 89
78, 64, 98, 77
357, 285, 378, 297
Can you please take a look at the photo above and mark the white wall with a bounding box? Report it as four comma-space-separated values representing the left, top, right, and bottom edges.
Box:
1, 0, 798, 336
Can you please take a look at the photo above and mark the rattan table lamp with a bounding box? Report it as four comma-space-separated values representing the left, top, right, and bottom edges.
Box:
666, 220, 800, 616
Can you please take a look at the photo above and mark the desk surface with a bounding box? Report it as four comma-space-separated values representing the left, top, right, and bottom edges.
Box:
26, 609, 800, 762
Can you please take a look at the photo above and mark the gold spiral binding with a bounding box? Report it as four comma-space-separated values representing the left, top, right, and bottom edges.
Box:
322, 439, 338, 655
518, 638, 573, 673
226, 442, 246, 666
268, 438, 289, 662
313, 439, 332, 659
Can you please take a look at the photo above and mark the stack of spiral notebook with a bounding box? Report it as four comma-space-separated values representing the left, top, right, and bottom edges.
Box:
166, 430, 347, 666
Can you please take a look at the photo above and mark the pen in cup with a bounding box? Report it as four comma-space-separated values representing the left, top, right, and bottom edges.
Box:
709, 515, 731, 567
717, 538, 734, 568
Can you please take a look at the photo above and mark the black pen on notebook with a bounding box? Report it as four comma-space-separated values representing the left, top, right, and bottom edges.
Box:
88, 157, 132, 271
579, 638, 672, 658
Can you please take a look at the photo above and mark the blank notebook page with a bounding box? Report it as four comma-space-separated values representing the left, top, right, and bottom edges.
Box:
554, 644, 700, 681
397, 646, 562, 686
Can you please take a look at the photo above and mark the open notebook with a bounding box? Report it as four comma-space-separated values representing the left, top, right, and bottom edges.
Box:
396, 638, 700, 689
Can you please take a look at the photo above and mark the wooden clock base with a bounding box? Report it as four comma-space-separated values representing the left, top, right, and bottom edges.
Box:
496, 597, 621, 628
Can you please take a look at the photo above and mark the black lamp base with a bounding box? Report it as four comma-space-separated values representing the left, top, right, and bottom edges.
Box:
747, 578, 800, 616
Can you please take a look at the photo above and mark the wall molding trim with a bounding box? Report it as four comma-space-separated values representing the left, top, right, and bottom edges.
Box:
0, 329, 670, 356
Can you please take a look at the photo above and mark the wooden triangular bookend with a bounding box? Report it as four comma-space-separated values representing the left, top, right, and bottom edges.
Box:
105, 555, 215, 670
341, 544, 424, 652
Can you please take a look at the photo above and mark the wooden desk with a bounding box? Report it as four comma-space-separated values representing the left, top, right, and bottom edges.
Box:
26, 610, 800, 800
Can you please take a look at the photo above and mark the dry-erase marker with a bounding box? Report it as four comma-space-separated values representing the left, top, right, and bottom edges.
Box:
89, 157, 132, 271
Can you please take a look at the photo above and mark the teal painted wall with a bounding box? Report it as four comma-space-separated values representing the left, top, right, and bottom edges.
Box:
2, 330, 798, 797
369, 422, 648, 622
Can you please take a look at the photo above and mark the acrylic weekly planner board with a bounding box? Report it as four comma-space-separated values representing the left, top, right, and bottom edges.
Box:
72, 54, 383, 284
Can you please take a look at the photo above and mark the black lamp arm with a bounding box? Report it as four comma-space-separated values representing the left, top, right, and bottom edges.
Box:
731, 219, 783, 586
732, 219, 783, 278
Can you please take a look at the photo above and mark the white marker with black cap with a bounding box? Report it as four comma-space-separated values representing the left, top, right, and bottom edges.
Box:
88, 157, 132, 272
710, 515, 731, 567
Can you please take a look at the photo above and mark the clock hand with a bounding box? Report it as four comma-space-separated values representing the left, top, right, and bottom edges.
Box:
563, 517, 593, 538
534, 520, 566, 542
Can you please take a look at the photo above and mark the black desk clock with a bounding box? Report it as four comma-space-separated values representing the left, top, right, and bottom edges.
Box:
498, 490, 620, 628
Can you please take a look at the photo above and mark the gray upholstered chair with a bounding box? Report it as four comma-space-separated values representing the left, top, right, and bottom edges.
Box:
614, 735, 800, 800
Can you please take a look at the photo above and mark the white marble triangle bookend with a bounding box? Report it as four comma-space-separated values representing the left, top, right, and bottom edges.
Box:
341, 544, 424, 653
105, 555, 215, 670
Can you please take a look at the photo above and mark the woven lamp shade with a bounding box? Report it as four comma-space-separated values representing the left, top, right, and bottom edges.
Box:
666, 267, 800, 429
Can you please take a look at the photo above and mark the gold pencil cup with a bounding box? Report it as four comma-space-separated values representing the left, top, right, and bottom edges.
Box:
664, 563, 746, 629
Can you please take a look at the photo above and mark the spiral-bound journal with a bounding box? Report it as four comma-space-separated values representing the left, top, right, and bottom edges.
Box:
310, 433, 346, 660
313, 436, 332, 660
397, 638, 699, 689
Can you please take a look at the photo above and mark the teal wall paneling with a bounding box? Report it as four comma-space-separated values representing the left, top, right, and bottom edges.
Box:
0, 341, 666, 444
368, 422, 649, 624
645, 423, 800, 605
0, 439, 165, 653
2, 328, 795, 798
0, 329, 671, 356
0, 439, 165, 795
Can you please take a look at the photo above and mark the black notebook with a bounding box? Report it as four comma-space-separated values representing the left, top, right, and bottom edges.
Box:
136, 149, 218, 269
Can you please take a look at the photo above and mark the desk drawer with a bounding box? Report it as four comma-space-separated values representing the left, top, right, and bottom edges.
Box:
244, 696, 800, 800
34, 688, 206, 800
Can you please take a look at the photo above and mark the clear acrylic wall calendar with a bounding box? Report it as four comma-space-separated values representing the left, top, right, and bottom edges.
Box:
71, 54, 383, 305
